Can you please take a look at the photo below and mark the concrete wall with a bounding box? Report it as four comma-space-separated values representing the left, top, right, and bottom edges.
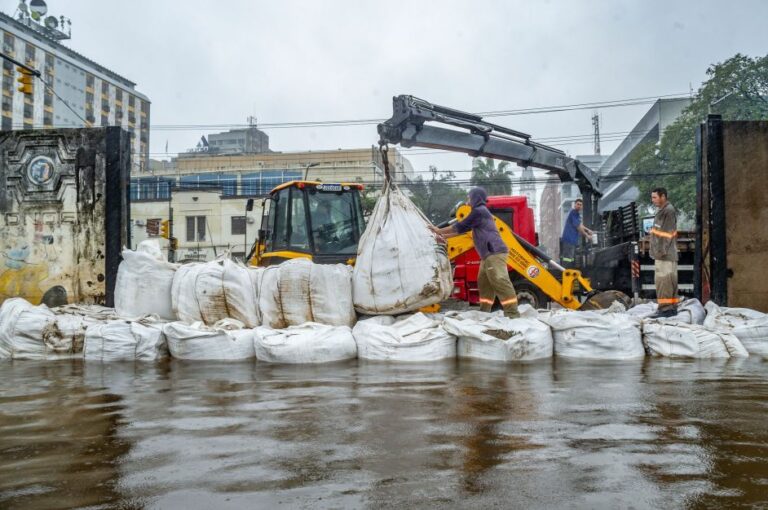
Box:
0, 127, 130, 306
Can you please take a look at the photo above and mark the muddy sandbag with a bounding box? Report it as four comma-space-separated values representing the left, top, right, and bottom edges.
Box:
258, 259, 355, 329
353, 312, 456, 361
0, 298, 103, 359
703, 301, 768, 357
643, 320, 748, 358
115, 240, 179, 320
677, 299, 706, 325
541, 310, 645, 360
171, 258, 262, 327
163, 319, 255, 360
626, 302, 657, 319
443, 310, 552, 361
254, 323, 357, 364
84, 319, 169, 361
352, 183, 453, 315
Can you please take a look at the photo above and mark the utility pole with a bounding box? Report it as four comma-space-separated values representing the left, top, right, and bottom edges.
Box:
592, 112, 601, 155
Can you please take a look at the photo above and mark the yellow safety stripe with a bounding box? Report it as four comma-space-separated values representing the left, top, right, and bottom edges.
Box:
479, 298, 494, 305
657, 297, 679, 304
501, 297, 518, 305
650, 228, 677, 239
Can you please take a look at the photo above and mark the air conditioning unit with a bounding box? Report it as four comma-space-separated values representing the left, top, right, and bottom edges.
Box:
246, 217, 255, 224
134, 219, 145, 227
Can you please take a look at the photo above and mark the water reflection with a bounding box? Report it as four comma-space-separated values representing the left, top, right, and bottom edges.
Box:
0, 358, 767, 508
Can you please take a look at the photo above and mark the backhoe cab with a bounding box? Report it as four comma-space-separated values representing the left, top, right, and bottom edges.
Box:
249, 181, 367, 266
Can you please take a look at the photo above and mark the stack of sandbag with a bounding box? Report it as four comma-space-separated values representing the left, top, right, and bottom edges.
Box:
352, 312, 456, 361
643, 320, 748, 358
352, 183, 453, 315
0, 298, 106, 359
259, 258, 355, 329
254, 323, 357, 364
163, 319, 255, 360
172, 257, 262, 327
703, 301, 768, 357
84, 318, 169, 361
115, 240, 179, 320
541, 310, 645, 359
442, 310, 553, 361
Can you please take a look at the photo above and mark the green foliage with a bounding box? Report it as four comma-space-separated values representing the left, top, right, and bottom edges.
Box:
630, 53, 768, 214
408, 166, 467, 224
470, 157, 514, 195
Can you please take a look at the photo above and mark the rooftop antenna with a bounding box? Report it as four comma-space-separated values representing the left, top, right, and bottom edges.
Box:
592, 111, 601, 155
15, 0, 72, 40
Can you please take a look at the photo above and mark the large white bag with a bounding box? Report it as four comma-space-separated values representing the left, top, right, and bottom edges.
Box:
352, 184, 453, 315
163, 319, 255, 360
542, 310, 645, 359
353, 312, 456, 361
703, 301, 768, 357
84, 320, 168, 361
115, 240, 179, 320
0, 298, 103, 359
624, 299, 705, 325
643, 320, 749, 358
171, 258, 262, 327
443, 310, 553, 361
258, 259, 355, 329
254, 323, 357, 363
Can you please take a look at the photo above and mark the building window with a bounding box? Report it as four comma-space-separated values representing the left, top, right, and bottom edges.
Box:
86, 74, 94, 89
231, 216, 246, 235
128, 95, 135, 107
24, 43, 35, 64
23, 103, 32, 119
2, 116, 11, 130
186, 216, 206, 242
1, 96, 11, 112
43, 111, 53, 126
116, 88, 123, 102
101, 81, 109, 94
101, 114, 108, 126
179, 173, 237, 196
241, 170, 302, 196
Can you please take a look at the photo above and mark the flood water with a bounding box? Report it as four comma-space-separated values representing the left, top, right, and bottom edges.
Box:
1, 358, 768, 509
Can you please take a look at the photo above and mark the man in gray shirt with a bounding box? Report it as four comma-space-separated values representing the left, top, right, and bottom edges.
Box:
649, 187, 678, 318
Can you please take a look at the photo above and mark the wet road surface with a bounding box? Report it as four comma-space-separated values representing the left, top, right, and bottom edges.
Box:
1, 358, 768, 509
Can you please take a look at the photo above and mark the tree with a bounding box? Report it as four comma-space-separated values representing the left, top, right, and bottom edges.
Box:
408, 166, 467, 224
630, 53, 768, 215
470, 157, 514, 196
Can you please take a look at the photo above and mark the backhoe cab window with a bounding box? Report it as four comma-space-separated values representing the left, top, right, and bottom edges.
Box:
308, 190, 360, 255
272, 187, 309, 252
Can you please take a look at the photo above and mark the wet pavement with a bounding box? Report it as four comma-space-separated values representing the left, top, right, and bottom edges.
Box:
1, 358, 768, 509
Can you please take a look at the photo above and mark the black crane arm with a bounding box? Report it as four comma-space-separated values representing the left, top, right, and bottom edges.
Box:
377, 95, 602, 201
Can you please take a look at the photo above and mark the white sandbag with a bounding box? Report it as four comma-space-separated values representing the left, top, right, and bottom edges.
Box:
703, 301, 768, 357
676, 299, 706, 325
643, 320, 749, 358
352, 183, 453, 315
171, 258, 261, 327
626, 302, 658, 319
163, 319, 255, 360
542, 310, 645, 359
353, 312, 456, 361
0, 298, 102, 359
115, 242, 178, 320
258, 259, 355, 329
254, 323, 357, 364
84, 319, 168, 361
443, 310, 553, 361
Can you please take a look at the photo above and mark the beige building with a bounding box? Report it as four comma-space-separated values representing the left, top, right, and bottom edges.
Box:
130, 147, 414, 262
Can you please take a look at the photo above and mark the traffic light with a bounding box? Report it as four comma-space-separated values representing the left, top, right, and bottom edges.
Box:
16, 66, 34, 96
160, 219, 170, 239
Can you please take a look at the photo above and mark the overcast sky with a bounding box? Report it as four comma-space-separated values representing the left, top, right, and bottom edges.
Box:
5, 0, 767, 177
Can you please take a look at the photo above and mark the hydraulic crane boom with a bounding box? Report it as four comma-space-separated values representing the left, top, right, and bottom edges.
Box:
377, 95, 602, 226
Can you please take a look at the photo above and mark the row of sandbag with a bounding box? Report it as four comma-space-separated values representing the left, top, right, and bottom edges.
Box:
115, 242, 355, 328
4, 295, 766, 362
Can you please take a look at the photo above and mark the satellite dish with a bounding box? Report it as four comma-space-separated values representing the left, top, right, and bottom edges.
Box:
29, 0, 47, 21
17, 1, 28, 15
44, 15, 58, 29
